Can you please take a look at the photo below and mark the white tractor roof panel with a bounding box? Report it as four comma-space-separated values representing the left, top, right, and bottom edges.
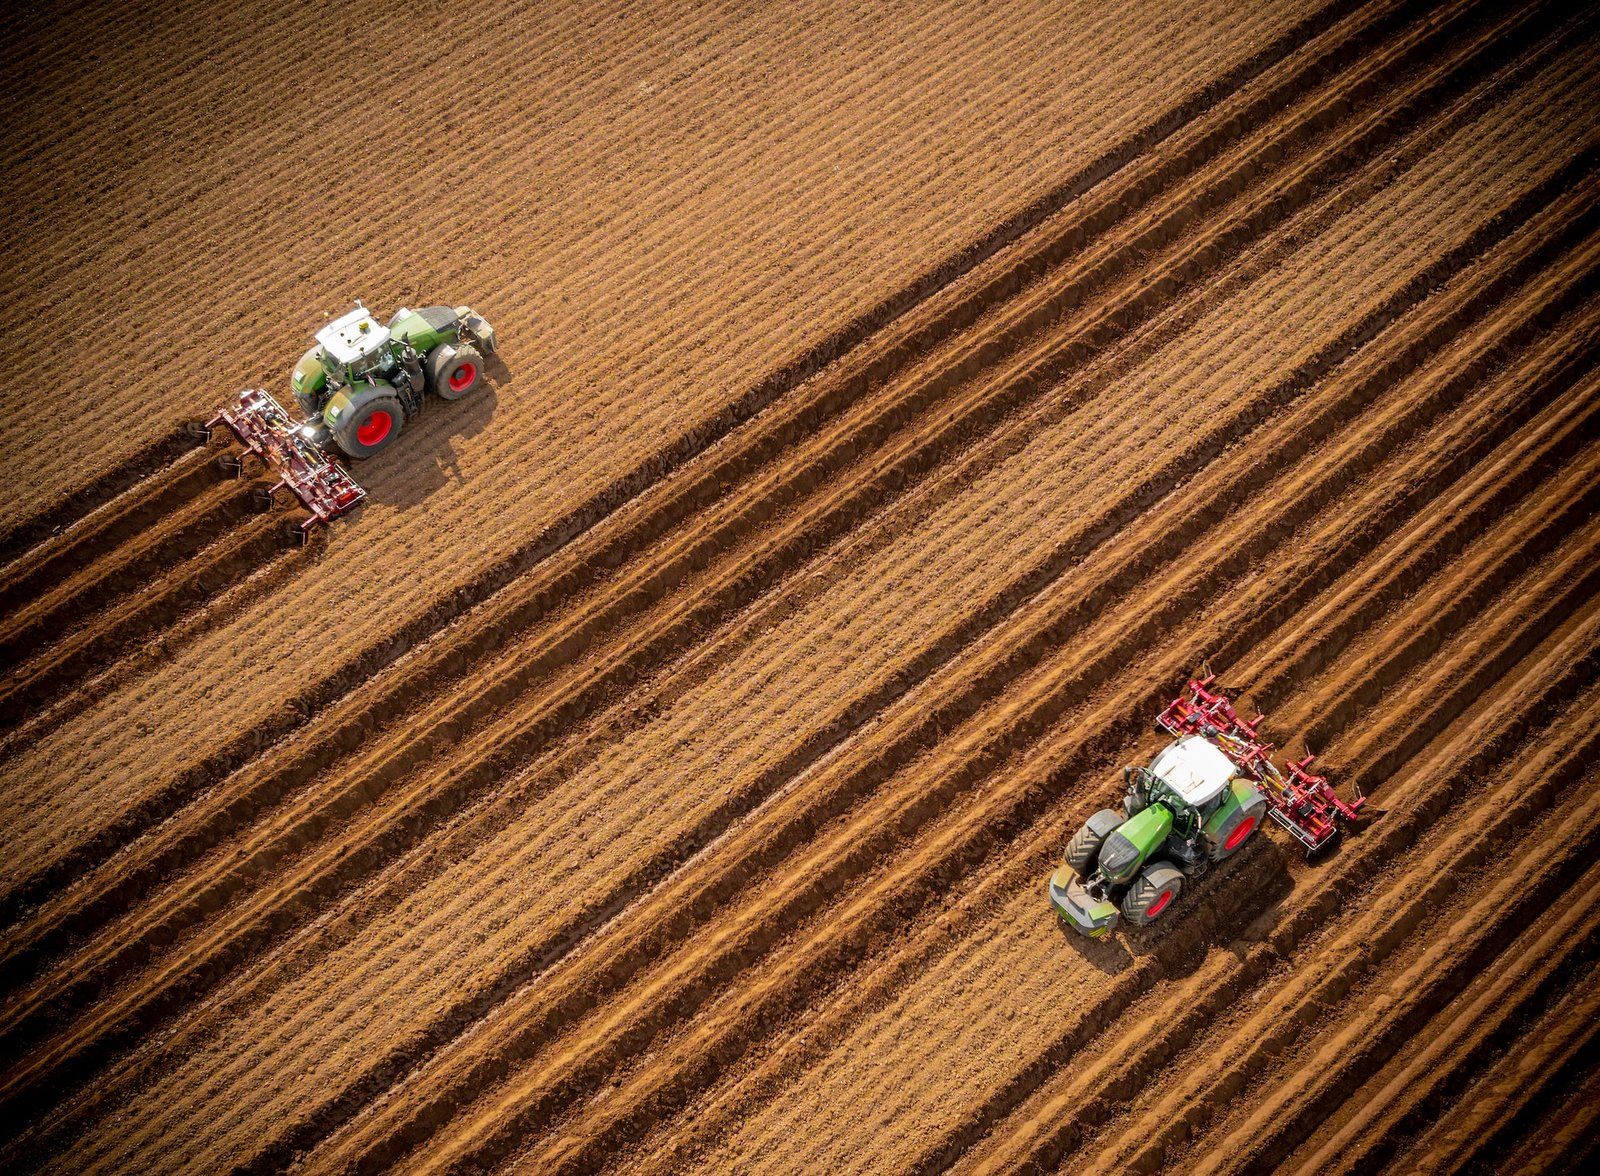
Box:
316, 305, 390, 364
1149, 734, 1238, 807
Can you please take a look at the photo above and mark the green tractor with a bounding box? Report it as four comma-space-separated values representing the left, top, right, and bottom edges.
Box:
1049, 677, 1366, 938
205, 300, 497, 536
290, 301, 497, 459
1049, 734, 1268, 937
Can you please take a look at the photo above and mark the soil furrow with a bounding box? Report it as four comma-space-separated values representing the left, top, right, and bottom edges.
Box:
1394, 978, 1600, 1176
1203, 921, 1600, 1176
0, 428, 209, 571
0, 515, 289, 739
1480, 1057, 1600, 1176
1291, 867, 1600, 1175
0, 0, 1507, 1084
0, 511, 324, 766
348, 291, 1600, 1175
0, 477, 248, 671
0, 0, 1443, 935
576, 472, 1600, 1176
733, 576, 1600, 1176
216, 182, 1600, 1172
0, 446, 219, 632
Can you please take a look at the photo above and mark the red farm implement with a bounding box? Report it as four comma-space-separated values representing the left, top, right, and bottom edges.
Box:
1156, 674, 1366, 854
206, 388, 366, 538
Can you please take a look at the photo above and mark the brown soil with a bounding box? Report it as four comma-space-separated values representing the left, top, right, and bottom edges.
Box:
2, 0, 1597, 1172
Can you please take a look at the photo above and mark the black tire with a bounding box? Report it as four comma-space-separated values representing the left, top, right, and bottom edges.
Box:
1064, 809, 1126, 878
429, 342, 484, 401
1122, 862, 1184, 926
332, 389, 404, 459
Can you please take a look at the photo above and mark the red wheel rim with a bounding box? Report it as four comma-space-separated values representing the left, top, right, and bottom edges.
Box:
1147, 889, 1174, 917
449, 362, 477, 392
357, 410, 393, 446
1224, 815, 1258, 851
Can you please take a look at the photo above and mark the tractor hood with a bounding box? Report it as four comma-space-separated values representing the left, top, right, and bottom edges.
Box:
1099, 804, 1172, 885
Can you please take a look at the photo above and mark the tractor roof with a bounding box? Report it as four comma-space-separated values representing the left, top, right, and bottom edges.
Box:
1148, 734, 1238, 807
316, 305, 390, 364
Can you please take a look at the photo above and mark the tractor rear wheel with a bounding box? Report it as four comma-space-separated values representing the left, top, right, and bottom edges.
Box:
1208, 789, 1269, 862
429, 343, 484, 401
333, 392, 404, 459
1064, 809, 1126, 879
1122, 862, 1184, 926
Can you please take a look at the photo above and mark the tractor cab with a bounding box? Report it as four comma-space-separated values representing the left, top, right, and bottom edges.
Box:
1146, 734, 1237, 811
315, 305, 393, 381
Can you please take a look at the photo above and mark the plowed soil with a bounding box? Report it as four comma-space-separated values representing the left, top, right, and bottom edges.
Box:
3, 0, 1597, 1172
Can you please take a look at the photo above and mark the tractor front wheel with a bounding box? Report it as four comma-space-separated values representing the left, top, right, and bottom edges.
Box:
333, 393, 404, 459
430, 343, 484, 401
1122, 862, 1184, 926
1064, 809, 1126, 879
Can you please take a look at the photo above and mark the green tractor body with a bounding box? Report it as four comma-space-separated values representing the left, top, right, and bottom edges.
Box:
290, 302, 496, 460
1049, 734, 1267, 937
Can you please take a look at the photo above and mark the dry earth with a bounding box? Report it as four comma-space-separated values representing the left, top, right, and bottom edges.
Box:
2, 0, 1597, 1173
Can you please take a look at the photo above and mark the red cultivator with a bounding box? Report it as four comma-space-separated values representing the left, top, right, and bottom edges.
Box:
206, 388, 366, 536
1157, 674, 1365, 853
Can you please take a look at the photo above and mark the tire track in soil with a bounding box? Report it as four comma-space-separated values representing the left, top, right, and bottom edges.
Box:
0, 0, 1478, 1088
322, 222, 1600, 1175
0, 0, 1423, 935
1290, 865, 1600, 1175
1479, 1053, 1600, 1176
15, 39, 1600, 1171
502, 353, 1600, 1176
624, 306, 1600, 1176
710, 533, 1600, 1176
1050, 623, 1600, 1176
0, 0, 1365, 784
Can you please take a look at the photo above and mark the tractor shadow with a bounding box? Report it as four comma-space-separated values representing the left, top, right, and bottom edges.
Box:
1057, 834, 1299, 977
363, 351, 512, 510
1055, 919, 1134, 974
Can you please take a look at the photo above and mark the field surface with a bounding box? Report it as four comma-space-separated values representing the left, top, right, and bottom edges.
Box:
2, 0, 1598, 1172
